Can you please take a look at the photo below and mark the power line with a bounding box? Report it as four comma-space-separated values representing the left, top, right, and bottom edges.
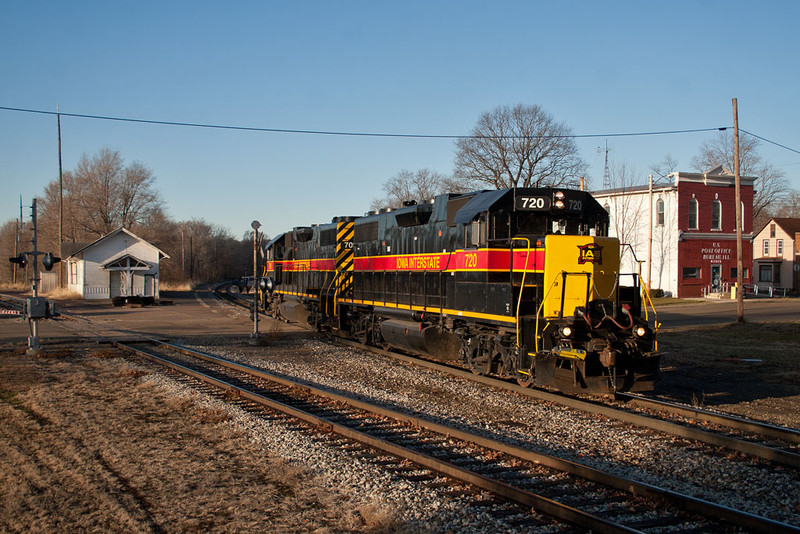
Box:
740, 129, 800, 156
1, 105, 728, 140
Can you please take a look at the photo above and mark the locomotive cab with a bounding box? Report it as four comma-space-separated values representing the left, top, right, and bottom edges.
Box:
455, 188, 660, 394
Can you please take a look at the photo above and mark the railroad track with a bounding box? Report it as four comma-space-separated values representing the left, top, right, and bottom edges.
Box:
110, 338, 797, 533
0, 294, 25, 316
34, 297, 800, 530
213, 284, 800, 470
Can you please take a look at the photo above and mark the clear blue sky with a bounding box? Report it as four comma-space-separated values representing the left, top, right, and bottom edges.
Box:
2, 0, 798, 239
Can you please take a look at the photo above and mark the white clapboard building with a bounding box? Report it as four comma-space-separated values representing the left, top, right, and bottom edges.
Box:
64, 227, 169, 300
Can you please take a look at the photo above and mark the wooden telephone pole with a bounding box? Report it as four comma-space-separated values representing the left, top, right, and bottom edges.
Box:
732, 98, 744, 323
57, 105, 64, 288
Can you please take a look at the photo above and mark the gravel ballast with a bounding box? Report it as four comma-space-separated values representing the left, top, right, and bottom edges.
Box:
182, 336, 800, 527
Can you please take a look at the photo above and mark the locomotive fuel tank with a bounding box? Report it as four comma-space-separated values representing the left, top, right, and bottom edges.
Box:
379, 319, 462, 361
278, 297, 309, 324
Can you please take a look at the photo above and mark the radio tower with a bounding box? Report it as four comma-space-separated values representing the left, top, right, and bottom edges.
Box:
601, 139, 611, 189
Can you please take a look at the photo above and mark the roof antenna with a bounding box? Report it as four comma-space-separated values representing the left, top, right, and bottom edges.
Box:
597, 139, 612, 189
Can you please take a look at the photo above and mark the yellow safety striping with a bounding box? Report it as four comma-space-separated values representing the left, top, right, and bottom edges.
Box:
335, 222, 355, 300
337, 225, 354, 242
554, 348, 587, 360
274, 290, 516, 324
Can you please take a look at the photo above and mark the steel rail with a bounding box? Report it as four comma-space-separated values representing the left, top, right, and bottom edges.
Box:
0, 293, 25, 311
126, 340, 799, 534
334, 338, 800, 469
616, 392, 800, 446
116, 341, 638, 534
213, 285, 800, 467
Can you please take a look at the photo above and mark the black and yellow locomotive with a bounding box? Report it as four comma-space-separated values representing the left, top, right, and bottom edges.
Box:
262, 187, 660, 394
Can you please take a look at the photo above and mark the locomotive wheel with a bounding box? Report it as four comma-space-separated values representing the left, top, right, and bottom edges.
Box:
516, 369, 534, 388
461, 343, 488, 376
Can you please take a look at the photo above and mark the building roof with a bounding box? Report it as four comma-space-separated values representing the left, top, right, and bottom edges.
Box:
758, 217, 800, 238
101, 253, 154, 270
669, 165, 757, 186
61, 241, 91, 257
64, 227, 170, 260
591, 181, 675, 196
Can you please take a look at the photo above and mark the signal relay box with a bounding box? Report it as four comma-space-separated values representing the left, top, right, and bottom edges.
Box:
26, 297, 49, 319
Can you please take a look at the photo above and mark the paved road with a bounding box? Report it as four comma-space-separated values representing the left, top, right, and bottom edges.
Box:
655, 298, 800, 329
0, 290, 306, 346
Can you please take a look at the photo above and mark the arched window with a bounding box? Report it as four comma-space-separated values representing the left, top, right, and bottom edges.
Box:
741, 201, 745, 231
711, 200, 722, 230
688, 198, 698, 230
656, 198, 665, 226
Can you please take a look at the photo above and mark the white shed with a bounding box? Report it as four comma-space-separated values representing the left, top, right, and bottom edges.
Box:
65, 228, 170, 300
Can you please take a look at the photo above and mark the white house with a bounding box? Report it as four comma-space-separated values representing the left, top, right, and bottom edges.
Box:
65, 227, 170, 300
753, 217, 800, 292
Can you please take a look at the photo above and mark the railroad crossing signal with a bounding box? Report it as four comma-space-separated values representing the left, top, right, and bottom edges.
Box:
8, 253, 28, 267
42, 252, 61, 271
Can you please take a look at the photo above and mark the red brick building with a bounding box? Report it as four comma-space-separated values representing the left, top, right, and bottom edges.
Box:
674, 166, 754, 297
593, 166, 755, 298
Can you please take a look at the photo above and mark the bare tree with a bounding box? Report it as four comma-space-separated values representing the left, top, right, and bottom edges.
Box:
649, 153, 679, 182
150, 218, 252, 284
600, 162, 648, 266
39, 148, 164, 242
691, 130, 788, 227
454, 104, 588, 190
770, 189, 800, 218
371, 169, 466, 210
0, 219, 22, 284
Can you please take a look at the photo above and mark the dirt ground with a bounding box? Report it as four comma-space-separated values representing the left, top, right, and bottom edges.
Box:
655, 321, 800, 429
1, 315, 799, 533
0, 344, 395, 534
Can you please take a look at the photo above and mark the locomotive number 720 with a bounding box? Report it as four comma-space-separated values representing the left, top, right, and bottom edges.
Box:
520, 197, 546, 209
515, 196, 551, 210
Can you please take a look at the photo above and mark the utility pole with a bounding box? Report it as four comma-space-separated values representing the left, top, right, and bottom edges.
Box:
13, 216, 19, 284
29, 198, 41, 352
732, 98, 745, 323
181, 229, 185, 278
9, 198, 62, 354
57, 105, 64, 288
250, 220, 261, 344
647, 174, 653, 292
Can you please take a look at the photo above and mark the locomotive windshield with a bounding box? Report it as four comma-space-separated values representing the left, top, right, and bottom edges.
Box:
511, 212, 608, 239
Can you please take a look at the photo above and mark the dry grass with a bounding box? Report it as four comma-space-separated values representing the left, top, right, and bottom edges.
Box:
39, 287, 82, 300
159, 281, 197, 291
354, 501, 400, 531
656, 321, 800, 424
0, 282, 28, 291
659, 322, 800, 372
0, 348, 394, 533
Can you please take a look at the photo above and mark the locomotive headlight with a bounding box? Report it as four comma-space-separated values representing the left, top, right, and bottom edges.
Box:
554, 191, 565, 200
633, 326, 647, 337
554, 200, 566, 209
559, 326, 573, 338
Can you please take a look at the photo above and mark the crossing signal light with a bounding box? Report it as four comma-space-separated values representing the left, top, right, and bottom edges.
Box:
42, 253, 61, 271
9, 253, 27, 267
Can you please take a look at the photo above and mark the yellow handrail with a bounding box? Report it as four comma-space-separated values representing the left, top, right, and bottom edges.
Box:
511, 237, 531, 348
636, 259, 660, 350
